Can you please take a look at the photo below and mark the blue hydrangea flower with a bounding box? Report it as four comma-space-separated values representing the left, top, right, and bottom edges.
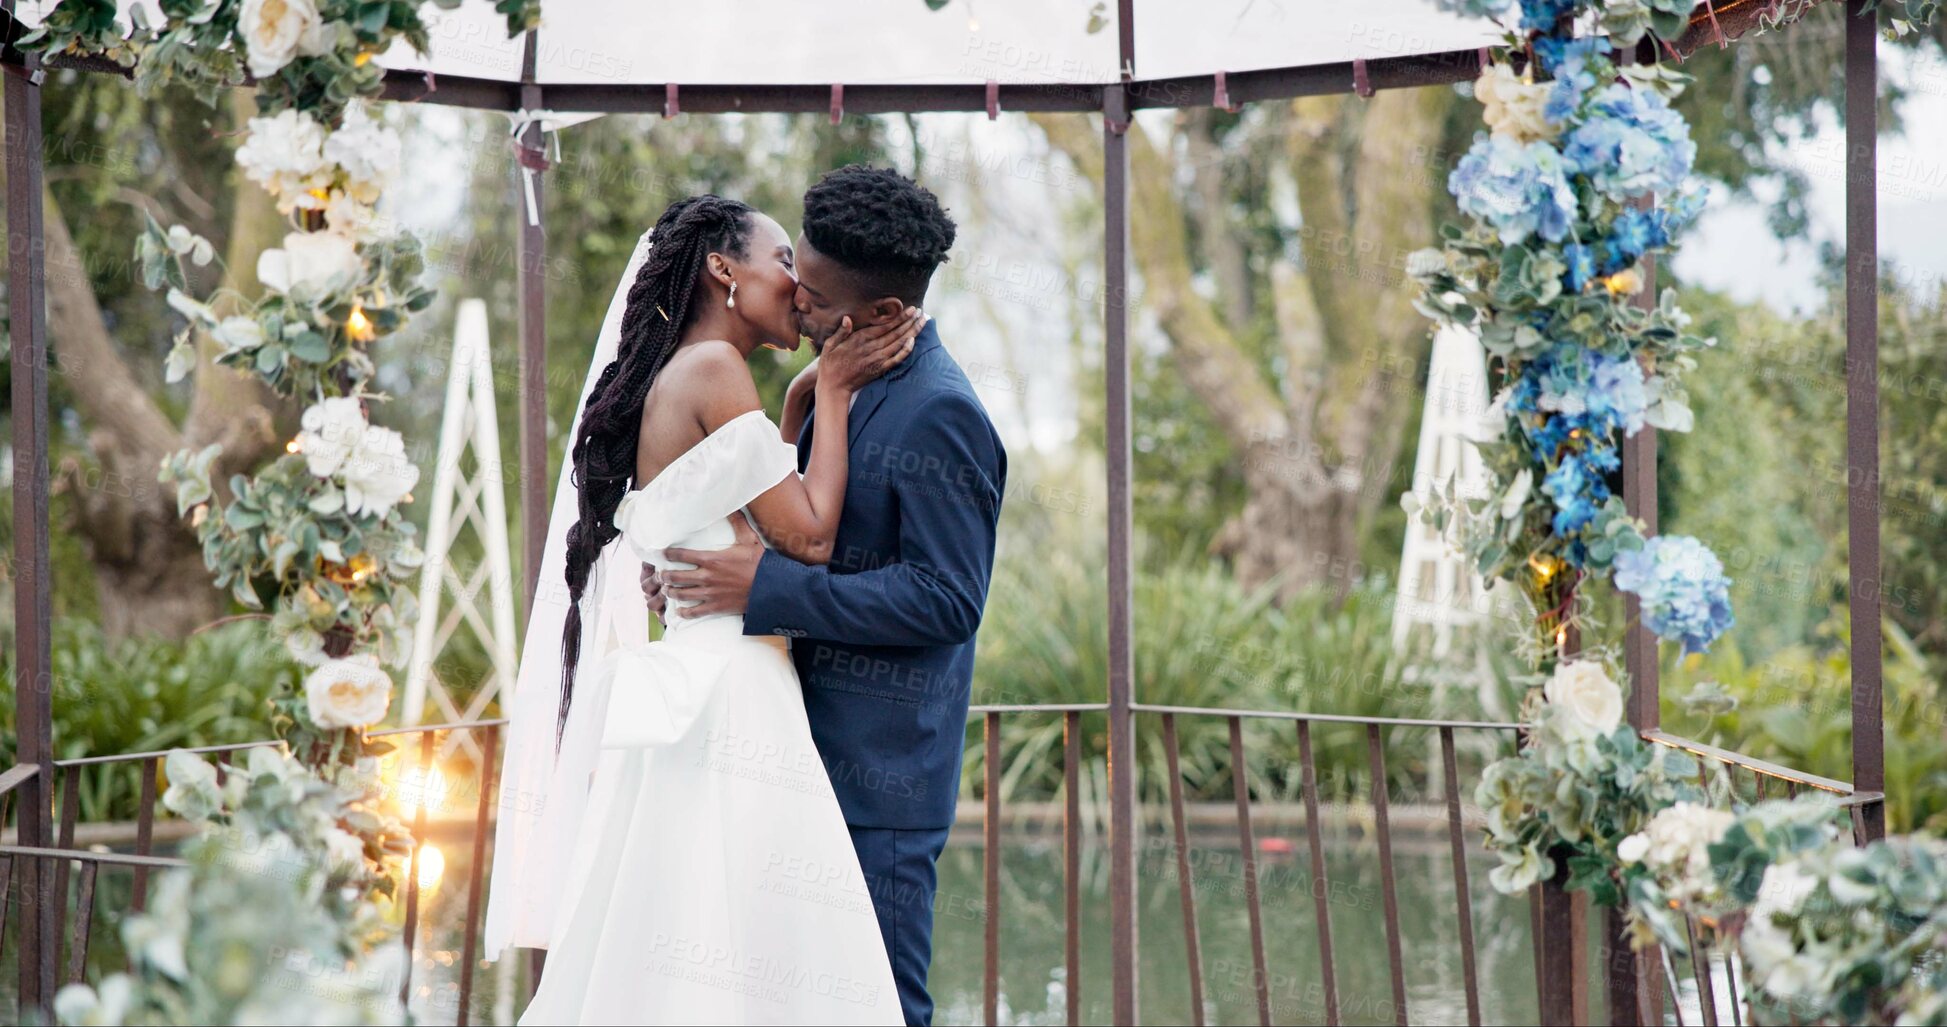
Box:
1562, 242, 1598, 291
1562, 84, 1697, 198
1608, 207, 1668, 261
1536, 36, 1608, 124
1520, 0, 1583, 31
1613, 535, 1735, 653
1542, 451, 1609, 535
1528, 345, 1651, 437
1450, 133, 1578, 245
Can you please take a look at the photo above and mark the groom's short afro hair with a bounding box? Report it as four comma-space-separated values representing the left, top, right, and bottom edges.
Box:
802, 165, 956, 303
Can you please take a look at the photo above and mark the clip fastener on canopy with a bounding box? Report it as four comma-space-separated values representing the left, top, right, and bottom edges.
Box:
986, 79, 1000, 120
1352, 58, 1374, 99
664, 83, 680, 119
830, 84, 844, 125
1214, 70, 1240, 113
508, 111, 563, 228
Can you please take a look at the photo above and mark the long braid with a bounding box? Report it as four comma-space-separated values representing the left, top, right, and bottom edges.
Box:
559, 194, 755, 744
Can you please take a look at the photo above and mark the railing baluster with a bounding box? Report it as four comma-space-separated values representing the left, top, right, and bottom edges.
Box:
1662, 943, 1690, 1027
984, 711, 1001, 1027
1295, 720, 1340, 1026
53, 765, 78, 975
65, 862, 96, 986
1063, 710, 1082, 1027
457, 724, 499, 1027
1755, 771, 1768, 801
1161, 714, 1206, 1026
400, 730, 436, 1007
1366, 724, 1410, 1027
1439, 728, 1482, 1026
1686, 916, 1719, 1027
1227, 716, 1272, 1026
131, 758, 159, 911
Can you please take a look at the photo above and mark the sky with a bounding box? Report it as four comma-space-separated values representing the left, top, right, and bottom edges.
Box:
1676, 43, 1947, 313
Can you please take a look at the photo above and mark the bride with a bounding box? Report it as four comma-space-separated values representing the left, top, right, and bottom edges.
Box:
484, 194, 922, 1025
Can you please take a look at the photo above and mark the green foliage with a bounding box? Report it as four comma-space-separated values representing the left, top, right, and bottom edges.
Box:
1657, 624, 1947, 834
53, 747, 415, 1025
1624, 798, 1947, 1025
0, 621, 293, 821
968, 535, 1449, 806
1474, 679, 1705, 901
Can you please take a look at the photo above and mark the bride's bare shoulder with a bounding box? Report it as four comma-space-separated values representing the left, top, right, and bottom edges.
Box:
647, 340, 761, 432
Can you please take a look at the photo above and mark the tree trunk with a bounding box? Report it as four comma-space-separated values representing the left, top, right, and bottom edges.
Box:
1034, 88, 1448, 601
26, 89, 284, 639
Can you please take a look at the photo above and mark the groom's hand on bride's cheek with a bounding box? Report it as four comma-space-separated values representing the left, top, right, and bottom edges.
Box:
660, 515, 764, 618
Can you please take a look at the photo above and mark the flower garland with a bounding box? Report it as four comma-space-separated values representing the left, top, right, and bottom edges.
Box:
1621, 800, 1947, 1024
23, 0, 537, 766
1474, 659, 1706, 896
1407, 0, 1733, 662
53, 748, 415, 1025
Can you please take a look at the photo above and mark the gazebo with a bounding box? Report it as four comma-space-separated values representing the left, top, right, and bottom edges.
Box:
0, 1, 1894, 1024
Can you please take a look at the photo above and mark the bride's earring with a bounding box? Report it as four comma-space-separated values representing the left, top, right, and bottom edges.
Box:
726, 280, 737, 309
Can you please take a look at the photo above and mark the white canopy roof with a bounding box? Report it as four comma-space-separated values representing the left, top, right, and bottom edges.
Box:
18, 0, 1504, 89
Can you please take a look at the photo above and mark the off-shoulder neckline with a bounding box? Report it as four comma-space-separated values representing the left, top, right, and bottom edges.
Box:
627, 408, 773, 497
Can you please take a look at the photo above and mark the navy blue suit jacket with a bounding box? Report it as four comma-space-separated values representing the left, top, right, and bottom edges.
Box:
743, 321, 1005, 830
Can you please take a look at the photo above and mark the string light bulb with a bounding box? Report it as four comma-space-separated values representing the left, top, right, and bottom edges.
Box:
345, 305, 375, 342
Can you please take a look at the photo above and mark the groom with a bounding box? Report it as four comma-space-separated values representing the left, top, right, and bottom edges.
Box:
647, 165, 1006, 1026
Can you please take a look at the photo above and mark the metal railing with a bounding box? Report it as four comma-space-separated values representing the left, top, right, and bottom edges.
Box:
0, 698, 1886, 1026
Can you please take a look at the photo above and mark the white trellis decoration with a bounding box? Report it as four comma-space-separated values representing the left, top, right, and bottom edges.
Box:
1393, 323, 1498, 683
404, 299, 520, 756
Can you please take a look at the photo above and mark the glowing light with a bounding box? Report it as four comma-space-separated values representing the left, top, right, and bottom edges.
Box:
286, 437, 303, 454
345, 306, 375, 343
1603, 268, 1644, 296
1527, 553, 1561, 583
1555, 627, 1568, 648
393, 763, 450, 820
416, 843, 445, 891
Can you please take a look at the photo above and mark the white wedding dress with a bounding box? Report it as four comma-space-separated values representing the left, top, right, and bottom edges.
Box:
510, 408, 902, 1025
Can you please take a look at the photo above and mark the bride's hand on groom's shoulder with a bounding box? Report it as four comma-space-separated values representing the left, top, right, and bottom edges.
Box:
817, 307, 925, 396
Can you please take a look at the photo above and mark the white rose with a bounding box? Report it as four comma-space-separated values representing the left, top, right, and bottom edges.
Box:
212, 316, 266, 353
235, 108, 329, 208
1634, 802, 1733, 900
239, 0, 322, 79
1477, 64, 1556, 143
1543, 660, 1624, 739
321, 827, 367, 873
343, 424, 420, 518
322, 102, 403, 200
54, 975, 131, 1027
1616, 832, 1649, 864
322, 189, 397, 242
297, 396, 368, 478
258, 229, 362, 296
305, 654, 393, 729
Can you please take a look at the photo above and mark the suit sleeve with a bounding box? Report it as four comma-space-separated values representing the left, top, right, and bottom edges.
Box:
743, 393, 1004, 647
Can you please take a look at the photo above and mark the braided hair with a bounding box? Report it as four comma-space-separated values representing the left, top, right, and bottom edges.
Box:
558, 194, 756, 743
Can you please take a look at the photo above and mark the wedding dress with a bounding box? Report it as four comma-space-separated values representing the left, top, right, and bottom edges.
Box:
483, 231, 900, 1025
